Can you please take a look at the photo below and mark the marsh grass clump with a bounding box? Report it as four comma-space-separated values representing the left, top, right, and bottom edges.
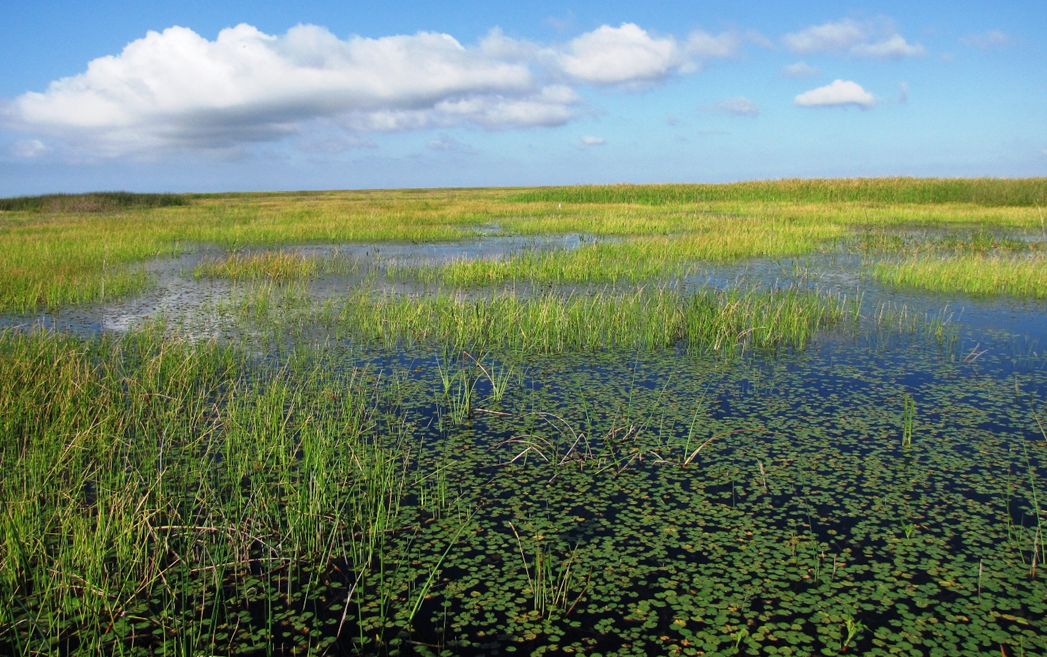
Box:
0, 326, 421, 655
0, 192, 189, 213
511, 177, 1047, 207
851, 227, 1035, 256
333, 285, 848, 355
874, 252, 1047, 298
193, 250, 352, 280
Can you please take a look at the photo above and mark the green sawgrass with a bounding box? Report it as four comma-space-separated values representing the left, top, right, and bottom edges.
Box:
388, 220, 841, 289
0, 192, 188, 213
333, 285, 851, 355
874, 252, 1047, 298
510, 177, 1047, 207
194, 250, 356, 280
0, 325, 419, 653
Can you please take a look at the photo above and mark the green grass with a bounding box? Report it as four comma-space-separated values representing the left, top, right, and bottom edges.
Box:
2, 179, 1045, 312
0, 192, 189, 213
0, 326, 416, 654
874, 252, 1047, 298
194, 250, 357, 280
330, 285, 850, 355
510, 177, 1047, 207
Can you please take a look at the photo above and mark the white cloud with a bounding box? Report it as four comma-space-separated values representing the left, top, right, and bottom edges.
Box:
782, 61, 820, 78
851, 35, 925, 59
558, 23, 684, 85
961, 30, 1010, 50
685, 30, 742, 59
10, 24, 550, 155
703, 97, 759, 117
11, 138, 51, 158
782, 18, 925, 59
579, 135, 605, 147
794, 80, 875, 109
427, 135, 474, 153
783, 19, 866, 54
7, 21, 739, 158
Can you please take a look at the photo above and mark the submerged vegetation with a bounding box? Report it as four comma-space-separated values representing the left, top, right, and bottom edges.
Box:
2, 178, 1047, 655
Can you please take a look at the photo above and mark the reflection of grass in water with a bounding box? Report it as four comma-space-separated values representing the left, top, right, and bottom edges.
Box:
874, 252, 1047, 298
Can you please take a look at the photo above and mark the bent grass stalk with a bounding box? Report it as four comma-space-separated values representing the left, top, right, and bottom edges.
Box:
902, 393, 915, 447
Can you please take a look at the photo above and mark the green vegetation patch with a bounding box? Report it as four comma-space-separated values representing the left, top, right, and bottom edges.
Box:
874, 252, 1047, 298
511, 177, 1047, 207
0, 191, 189, 213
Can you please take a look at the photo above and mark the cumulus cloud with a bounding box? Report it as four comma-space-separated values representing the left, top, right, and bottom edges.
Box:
782, 18, 925, 59
11, 138, 51, 158
783, 19, 866, 54
850, 35, 925, 59
794, 80, 875, 108
558, 23, 685, 85
7, 22, 745, 157
702, 97, 759, 117
685, 30, 742, 59
427, 135, 474, 153
782, 61, 820, 78
961, 30, 1010, 50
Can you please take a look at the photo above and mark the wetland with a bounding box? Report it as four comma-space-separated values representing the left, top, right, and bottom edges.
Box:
1, 179, 1046, 656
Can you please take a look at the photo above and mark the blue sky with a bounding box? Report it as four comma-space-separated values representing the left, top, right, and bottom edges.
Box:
1, 1, 1044, 195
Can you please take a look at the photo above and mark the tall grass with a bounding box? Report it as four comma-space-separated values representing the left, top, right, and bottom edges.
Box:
333, 286, 849, 354
874, 253, 1047, 298
193, 250, 357, 280
511, 178, 1047, 207
0, 326, 417, 654
0, 192, 188, 213
389, 219, 844, 288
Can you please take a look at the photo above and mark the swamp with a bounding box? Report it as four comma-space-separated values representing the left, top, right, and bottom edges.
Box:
1, 178, 1046, 656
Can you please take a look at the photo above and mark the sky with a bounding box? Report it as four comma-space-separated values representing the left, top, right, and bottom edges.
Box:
1, 1, 1045, 195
